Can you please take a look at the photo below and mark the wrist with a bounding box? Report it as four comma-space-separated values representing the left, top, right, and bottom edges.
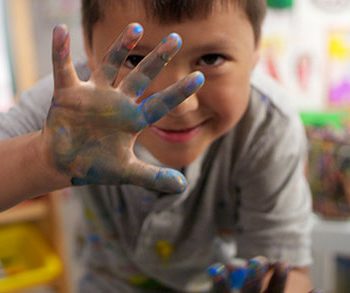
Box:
29, 131, 71, 190
0, 132, 71, 210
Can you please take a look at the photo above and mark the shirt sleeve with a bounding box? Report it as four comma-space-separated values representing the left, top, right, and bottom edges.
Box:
0, 62, 89, 139
0, 74, 54, 139
235, 104, 313, 267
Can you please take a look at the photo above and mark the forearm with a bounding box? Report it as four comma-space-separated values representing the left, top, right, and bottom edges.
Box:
0, 131, 70, 210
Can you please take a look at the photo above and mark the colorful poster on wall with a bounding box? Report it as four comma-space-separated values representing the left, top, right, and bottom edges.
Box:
327, 29, 350, 108
258, 9, 326, 111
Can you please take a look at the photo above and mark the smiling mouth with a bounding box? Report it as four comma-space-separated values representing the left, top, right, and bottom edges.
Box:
150, 122, 205, 143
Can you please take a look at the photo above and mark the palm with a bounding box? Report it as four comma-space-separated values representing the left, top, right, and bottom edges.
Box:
45, 23, 204, 193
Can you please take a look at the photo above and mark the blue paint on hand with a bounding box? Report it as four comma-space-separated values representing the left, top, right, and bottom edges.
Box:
230, 268, 249, 290
155, 169, 187, 193
207, 263, 226, 277
133, 23, 143, 34
71, 177, 88, 186
71, 166, 102, 186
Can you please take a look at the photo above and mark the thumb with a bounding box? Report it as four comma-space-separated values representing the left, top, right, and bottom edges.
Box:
126, 159, 187, 194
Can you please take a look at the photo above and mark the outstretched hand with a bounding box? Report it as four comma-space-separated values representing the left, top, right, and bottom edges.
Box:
208, 257, 289, 293
208, 257, 321, 293
44, 23, 204, 193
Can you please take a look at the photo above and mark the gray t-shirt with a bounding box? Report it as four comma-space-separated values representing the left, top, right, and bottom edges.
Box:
0, 64, 312, 292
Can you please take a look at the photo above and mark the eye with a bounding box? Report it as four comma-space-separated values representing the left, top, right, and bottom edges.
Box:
197, 54, 226, 67
124, 55, 144, 69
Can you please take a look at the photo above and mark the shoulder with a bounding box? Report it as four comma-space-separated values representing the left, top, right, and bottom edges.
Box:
0, 62, 91, 137
22, 61, 90, 99
241, 69, 305, 142
250, 68, 303, 131
21, 61, 90, 110
229, 69, 307, 170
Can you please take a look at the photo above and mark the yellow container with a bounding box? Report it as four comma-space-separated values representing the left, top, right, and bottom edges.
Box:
0, 223, 62, 292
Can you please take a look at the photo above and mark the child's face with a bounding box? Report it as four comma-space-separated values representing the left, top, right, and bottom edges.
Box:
87, 2, 259, 168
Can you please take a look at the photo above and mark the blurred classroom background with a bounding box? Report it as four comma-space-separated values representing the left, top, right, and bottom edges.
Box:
1, 0, 350, 292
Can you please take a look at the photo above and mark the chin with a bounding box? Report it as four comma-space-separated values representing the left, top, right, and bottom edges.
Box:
160, 154, 196, 169
138, 133, 212, 169
151, 150, 200, 169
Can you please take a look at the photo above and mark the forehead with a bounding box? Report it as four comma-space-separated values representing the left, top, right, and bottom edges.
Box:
105, 0, 241, 24
96, 1, 249, 37
92, 1, 255, 59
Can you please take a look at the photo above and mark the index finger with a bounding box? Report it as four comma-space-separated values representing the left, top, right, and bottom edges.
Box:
118, 33, 182, 98
93, 23, 144, 86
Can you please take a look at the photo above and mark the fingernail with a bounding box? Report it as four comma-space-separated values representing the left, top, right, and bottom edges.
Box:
53, 24, 69, 59
207, 263, 226, 277
185, 72, 205, 93
53, 24, 68, 43
207, 263, 231, 293
247, 257, 269, 278
155, 169, 187, 193
159, 33, 182, 59
131, 23, 143, 35
167, 33, 182, 49
124, 23, 143, 50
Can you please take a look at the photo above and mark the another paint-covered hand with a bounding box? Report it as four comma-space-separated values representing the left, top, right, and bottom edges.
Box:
208, 257, 289, 293
44, 23, 204, 193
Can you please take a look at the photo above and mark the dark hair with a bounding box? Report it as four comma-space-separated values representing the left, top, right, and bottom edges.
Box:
82, 0, 266, 47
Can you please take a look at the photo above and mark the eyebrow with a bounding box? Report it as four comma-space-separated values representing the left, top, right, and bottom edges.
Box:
189, 42, 236, 53
188, 33, 240, 51
134, 38, 237, 54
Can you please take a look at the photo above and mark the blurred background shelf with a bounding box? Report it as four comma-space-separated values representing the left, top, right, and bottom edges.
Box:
0, 193, 73, 293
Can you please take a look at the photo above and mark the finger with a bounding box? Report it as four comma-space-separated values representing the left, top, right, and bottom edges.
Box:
93, 23, 143, 86
136, 71, 205, 129
207, 263, 231, 293
242, 256, 270, 293
265, 262, 289, 293
118, 33, 182, 98
126, 159, 187, 194
70, 158, 187, 193
230, 267, 249, 291
52, 24, 79, 89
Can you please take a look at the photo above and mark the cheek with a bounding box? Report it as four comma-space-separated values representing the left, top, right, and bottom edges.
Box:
202, 81, 250, 127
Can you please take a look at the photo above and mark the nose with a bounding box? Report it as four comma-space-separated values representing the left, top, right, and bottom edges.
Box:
150, 66, 200, 117
168, 92, 199, 117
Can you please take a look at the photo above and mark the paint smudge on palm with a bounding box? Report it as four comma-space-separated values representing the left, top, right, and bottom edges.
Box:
155, 240, 174, 262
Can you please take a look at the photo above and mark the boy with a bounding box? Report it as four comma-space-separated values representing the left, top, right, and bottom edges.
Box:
0, 0, 313, 292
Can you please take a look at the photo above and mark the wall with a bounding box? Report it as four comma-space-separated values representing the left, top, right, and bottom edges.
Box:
0, 0, 13, 111
259, 0, 350, 111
